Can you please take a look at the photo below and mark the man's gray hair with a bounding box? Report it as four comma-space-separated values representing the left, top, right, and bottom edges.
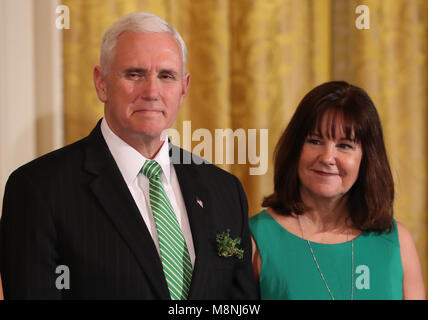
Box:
100, 12, 187, 75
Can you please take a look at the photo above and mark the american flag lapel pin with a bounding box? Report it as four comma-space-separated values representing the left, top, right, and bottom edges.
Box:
196, 197, 203, 208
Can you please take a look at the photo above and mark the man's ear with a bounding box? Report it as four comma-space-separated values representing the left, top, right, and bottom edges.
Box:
93, 65, 107, 103
183, 72, 190, 95
179, 72, 191, 105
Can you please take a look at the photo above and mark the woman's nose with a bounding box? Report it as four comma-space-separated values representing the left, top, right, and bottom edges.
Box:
318, 144, 336, 166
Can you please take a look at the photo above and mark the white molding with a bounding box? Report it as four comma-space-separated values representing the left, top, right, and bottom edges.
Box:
0, 0, 63, 213
0, 0, 36, 212
34, 0, 64, 156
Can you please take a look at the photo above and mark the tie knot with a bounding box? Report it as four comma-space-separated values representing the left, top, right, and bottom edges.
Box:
141, 160, 162, 180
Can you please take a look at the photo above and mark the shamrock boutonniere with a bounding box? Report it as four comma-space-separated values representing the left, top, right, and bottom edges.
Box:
216, 229, 244, 260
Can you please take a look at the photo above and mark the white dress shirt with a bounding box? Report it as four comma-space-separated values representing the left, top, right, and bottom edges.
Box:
100, 118, 195, 267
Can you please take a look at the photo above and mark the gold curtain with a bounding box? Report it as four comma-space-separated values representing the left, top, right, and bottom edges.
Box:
63, 0, 428, 293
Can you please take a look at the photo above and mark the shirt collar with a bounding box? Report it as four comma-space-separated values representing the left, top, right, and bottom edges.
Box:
100, 118, 171, 185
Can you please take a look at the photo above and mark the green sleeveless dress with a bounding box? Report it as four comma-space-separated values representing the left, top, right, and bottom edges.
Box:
249, 210, 403, 300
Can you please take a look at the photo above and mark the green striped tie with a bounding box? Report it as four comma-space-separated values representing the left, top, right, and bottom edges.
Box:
141, 160, 192, 300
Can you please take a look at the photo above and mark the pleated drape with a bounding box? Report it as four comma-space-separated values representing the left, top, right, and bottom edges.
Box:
63, 0, 428, 292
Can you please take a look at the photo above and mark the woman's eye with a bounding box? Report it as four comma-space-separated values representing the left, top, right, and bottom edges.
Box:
338, 143, 353, 149
307, 139, 321, 145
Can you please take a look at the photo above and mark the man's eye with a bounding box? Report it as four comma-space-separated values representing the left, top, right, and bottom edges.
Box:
126, 72, 142, 79
159, 73, 176, 80
161, 75, 171, 79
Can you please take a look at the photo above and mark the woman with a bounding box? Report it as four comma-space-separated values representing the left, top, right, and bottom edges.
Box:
250, 81, 425, 300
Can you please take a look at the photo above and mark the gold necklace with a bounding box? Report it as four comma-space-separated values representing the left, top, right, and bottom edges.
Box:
297, 215, 354, 300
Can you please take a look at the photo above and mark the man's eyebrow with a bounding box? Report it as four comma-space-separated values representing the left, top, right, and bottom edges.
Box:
159, 69, 179, 75
122, 68, 179, 76
123, 67, 147, 73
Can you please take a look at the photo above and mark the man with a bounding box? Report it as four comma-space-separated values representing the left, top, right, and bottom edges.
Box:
0, 12, 258, 299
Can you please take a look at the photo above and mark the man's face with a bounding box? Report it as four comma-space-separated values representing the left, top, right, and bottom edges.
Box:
95, 31, 189, 144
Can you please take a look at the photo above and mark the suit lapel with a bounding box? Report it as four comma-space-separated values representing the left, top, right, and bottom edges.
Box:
83, 122, 170, 299
171, 145, 212, 299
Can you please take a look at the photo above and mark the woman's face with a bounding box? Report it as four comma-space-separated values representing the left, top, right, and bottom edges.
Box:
298, 113, 363, 202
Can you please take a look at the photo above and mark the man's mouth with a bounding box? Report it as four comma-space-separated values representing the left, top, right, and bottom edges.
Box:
133, 109, 162, 115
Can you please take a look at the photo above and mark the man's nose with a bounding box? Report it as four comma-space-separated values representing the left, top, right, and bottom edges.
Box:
141, 76, 160, 100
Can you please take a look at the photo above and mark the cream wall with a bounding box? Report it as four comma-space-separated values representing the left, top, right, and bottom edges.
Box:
0, 0, 63, 213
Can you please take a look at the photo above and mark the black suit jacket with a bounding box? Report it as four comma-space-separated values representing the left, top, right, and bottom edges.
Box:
0, 121, 258, 299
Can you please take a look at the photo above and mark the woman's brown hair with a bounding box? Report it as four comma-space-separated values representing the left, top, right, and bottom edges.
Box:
263, 81, 394, 232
